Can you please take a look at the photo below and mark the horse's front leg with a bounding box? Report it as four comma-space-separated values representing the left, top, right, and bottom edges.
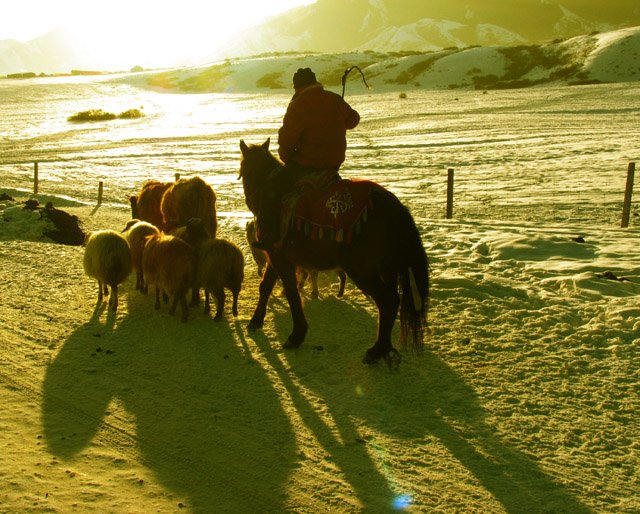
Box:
279, 264, 308, 348
248, 262, 279, 330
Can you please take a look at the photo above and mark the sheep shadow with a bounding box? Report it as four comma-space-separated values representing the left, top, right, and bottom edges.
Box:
40, 298, 296, 513
249, 292, 595, 513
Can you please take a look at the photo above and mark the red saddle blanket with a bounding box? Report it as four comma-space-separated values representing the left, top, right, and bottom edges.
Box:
280, 170, 381, 243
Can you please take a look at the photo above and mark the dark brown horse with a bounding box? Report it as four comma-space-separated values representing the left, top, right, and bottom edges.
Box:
239, 139, 429, 369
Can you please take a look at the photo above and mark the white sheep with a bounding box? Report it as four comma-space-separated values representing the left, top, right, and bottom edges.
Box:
142, 233, 196, 322
197, 238, 244, 321
83, 230, 132, 311
123, 219, 160, 293
245, 219, 268, 277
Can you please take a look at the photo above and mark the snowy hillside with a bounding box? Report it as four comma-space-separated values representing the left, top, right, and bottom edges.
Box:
207, 0, 639, 60
118, 26, 640, 93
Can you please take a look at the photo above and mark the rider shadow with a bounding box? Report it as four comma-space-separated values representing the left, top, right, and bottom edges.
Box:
370, 350, 595, 513
40, 297, 297, 513
252, 296, 595, 513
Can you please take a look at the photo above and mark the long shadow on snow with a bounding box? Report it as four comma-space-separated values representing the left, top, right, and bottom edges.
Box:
250, 292, 402, 511
260, 292, 595, 513
40, 292, 296, 513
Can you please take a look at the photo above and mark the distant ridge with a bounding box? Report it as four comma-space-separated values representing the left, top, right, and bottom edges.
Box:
207, 0, 640, 61
116, 27, 640, 94
2, 0, 640, 76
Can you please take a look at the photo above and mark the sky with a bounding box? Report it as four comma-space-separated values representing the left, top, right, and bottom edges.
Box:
1, 0, 315, 64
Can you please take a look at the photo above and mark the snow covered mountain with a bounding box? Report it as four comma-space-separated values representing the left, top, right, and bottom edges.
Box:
1, 0, 639, 76
208, 0, 640, 59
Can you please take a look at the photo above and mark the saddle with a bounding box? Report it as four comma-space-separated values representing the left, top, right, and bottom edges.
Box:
280, 168, 380, 243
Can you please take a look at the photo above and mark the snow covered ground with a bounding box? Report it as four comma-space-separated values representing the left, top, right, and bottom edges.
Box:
0, 70, 639, 513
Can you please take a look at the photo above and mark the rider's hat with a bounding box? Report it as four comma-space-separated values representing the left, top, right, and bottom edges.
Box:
292, 68, 317, 89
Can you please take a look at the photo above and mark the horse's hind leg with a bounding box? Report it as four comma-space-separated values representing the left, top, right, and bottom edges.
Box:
348, 270, 400, 364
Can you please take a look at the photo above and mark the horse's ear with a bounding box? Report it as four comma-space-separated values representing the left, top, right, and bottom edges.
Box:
240, 139, 248, 156
262, 138, 270, 151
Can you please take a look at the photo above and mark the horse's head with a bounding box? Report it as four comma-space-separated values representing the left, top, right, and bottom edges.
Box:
239, 138, 281, 214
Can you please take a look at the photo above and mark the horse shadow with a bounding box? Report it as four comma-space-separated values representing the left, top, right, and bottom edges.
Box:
40, 290, 297, 513
248, 293, 405, 511
251, 292, 595, 513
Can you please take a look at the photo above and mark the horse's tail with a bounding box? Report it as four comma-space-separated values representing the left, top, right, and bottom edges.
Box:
396, 203, 429, 355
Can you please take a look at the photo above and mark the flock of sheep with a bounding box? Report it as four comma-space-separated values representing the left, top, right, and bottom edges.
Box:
82, 176, 244, 322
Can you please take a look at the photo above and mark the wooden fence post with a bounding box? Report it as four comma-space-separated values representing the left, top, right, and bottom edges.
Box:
175, 173, 180, 181
621, 162, 635, 228
34, 163, 39, 194
97, 181, 104, 205
446, 168, 454, 219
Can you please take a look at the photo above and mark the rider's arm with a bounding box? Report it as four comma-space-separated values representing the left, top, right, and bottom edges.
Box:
277, 108, 302, 163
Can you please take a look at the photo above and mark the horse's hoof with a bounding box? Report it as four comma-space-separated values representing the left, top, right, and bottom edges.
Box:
362, 350, 378, 364
363, 348, 401, 370
283, 338, 302, 349
383, 349, 401, 371
247, 321, 262, 332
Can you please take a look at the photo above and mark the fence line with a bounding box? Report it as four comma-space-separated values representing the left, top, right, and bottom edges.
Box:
20, 161, 639, 226
446, 168, 454, 219
621, 162, 636, 228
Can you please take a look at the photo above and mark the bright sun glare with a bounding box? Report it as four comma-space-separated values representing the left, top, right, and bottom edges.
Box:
3, 0, 314, 66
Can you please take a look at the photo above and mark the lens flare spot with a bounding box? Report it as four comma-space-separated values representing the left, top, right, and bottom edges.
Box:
393, 494, 412, 510
355, 385, 364, 396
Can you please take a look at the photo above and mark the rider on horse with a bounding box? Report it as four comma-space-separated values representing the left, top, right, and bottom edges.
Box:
251, 67, 361, 251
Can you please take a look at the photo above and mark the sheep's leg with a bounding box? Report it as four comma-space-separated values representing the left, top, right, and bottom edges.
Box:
297, 269, 308, 293
154, 286, 161, 310
203, 290, 211, 314
337, 270, 347, 298
214, 288, 225, 321
190, 286, 200, 307
311, 271, 319, 300
179, 295, 189, 323
231, 289, 239, 317
249, 263, 278, 330
135, 271, 141, 290
169, 296, 179, 315
141, 273, 148, 294
97, 281, 104, 302
109, 285, 118, 311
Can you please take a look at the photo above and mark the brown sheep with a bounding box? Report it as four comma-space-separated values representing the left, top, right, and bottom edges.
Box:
161, 176, 217, 237
170, 217, 213, 306
123, 219, 160, 293
129, 180, 173, 231
83, 230, 132, 311
197, 238, 244, 321
142, 233, 196, 322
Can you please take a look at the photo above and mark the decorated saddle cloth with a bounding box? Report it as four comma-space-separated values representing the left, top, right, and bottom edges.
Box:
280, 168, 381, 243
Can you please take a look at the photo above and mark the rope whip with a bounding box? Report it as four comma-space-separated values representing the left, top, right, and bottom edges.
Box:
341, 65, 371, 98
